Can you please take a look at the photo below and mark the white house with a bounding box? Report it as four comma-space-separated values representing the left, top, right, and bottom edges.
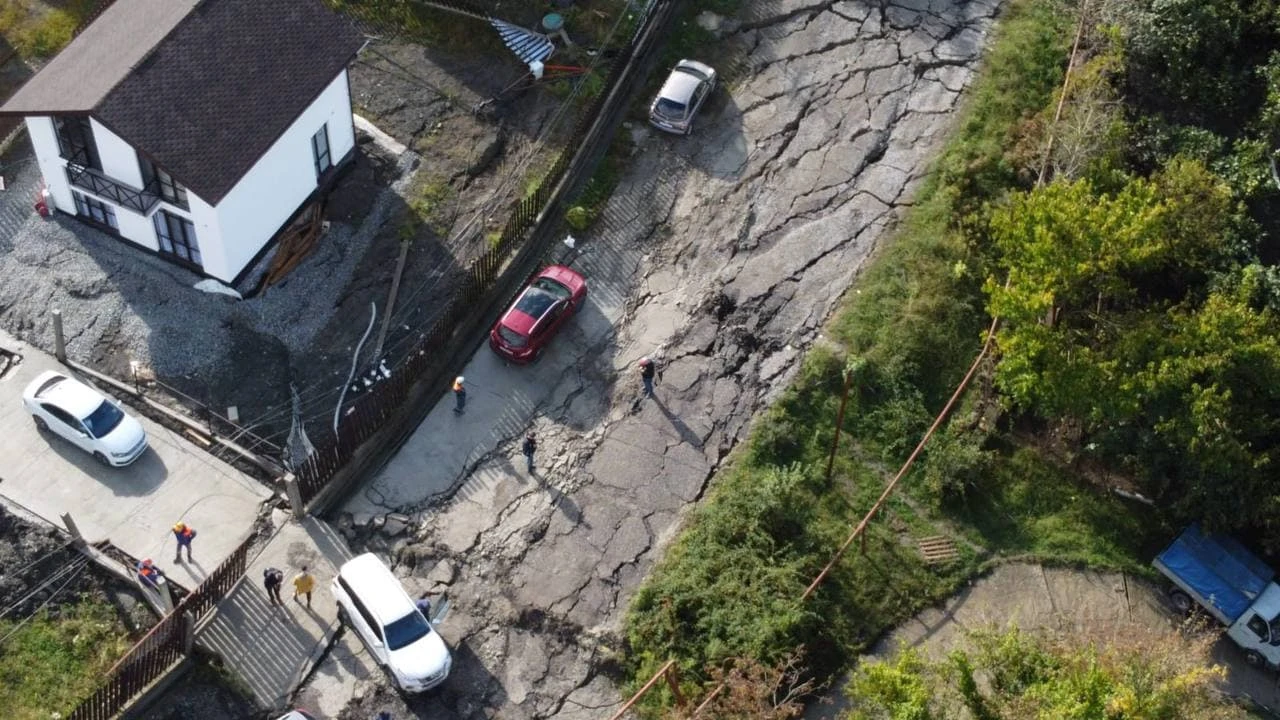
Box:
0, 0, 365, 285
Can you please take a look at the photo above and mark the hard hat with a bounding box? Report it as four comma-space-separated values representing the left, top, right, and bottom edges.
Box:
456, 376, 465, 384
142, 558, 153, 566
174, 522, 185, 531
639, 357, 651, 366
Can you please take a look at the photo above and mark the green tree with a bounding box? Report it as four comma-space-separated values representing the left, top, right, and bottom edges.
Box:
984, 159, 1236, 419
1124, 0, 1280, 131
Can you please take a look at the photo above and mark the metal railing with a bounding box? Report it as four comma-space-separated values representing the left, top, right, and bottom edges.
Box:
66, 534, 255, 720
65, 159, 163, 214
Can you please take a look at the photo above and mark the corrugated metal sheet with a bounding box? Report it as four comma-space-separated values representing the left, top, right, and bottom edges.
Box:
491, 19, 555, 70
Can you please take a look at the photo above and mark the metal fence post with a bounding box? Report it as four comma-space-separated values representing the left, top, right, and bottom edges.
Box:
52, 309, 66, 362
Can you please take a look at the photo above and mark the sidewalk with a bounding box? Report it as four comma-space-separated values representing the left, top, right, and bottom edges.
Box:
0, 328, 271, 590
197, 516, 355, 710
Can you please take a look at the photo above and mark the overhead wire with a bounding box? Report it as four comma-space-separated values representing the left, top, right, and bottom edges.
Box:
0, 560, 91, 646
0, 556, 90, 623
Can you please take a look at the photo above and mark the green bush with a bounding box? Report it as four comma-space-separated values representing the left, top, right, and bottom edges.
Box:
564, 205, 594, 232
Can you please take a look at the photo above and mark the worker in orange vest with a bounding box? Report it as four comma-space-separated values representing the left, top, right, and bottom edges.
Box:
137, 558, 165, 590
173, 522, 197, 563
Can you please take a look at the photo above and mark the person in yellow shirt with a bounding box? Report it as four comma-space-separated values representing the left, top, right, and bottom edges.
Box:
293, 566, 315, 608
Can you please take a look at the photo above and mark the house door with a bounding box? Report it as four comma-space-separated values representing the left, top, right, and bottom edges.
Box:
153, 210, 203, 269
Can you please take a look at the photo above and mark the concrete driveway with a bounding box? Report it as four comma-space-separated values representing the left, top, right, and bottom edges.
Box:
0, 328, 271, 588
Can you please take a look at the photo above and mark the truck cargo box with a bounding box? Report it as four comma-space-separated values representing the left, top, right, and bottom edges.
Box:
1154, 524, 1274, 624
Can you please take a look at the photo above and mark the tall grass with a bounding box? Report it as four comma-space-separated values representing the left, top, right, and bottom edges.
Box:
0, 0, 92, 60
0, 594, 132, 720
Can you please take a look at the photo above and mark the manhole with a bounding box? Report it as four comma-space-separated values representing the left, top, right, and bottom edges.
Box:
918, 535, 960, 565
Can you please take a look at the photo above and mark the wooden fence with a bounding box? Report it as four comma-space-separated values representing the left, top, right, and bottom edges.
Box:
293, 2, 656, 505
67, 534, 254, 720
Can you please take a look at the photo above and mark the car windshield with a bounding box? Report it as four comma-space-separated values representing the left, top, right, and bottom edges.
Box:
1268, 614, 1280, 646
514, 285, 559, 319
498, 325, 528, 348
655, 98, 687, 118
82, 400, 124, 438
384, 610, 432, 651
533, 277, 572, 300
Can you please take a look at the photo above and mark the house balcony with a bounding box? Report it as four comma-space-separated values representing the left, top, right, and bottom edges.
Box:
64, 154, 163, 215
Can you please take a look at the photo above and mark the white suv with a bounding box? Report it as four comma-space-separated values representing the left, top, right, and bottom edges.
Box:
332, 553, 451, 693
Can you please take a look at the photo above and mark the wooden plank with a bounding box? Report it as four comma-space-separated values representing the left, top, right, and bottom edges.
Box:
918, 535, 959, 565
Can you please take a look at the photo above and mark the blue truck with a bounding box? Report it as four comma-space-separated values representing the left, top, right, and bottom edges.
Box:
1154, 524, 1280, 669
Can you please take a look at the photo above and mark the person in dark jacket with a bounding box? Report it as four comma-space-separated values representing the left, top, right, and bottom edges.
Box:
639, 357, 656, 397
522, 434, 537, 473
452, 376, 466, 414
263, 566, 284, 606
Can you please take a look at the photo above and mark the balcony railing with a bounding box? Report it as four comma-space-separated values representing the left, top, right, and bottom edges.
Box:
65, 161, 163, 215
62, 148, 190, 215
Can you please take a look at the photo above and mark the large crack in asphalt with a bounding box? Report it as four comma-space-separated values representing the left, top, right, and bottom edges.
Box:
314, 1, 1004, 718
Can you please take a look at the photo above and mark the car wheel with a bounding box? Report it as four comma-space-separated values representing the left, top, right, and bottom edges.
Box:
33, 416, 48, 432
1245, 650, 1266, 668
1168, 589, 1193, 615
93, 451, 111, 467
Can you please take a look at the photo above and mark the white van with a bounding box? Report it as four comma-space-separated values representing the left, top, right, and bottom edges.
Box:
331, 553, 451, 692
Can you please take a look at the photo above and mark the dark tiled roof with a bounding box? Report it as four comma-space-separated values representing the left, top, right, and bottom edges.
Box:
96, 0, 364, 204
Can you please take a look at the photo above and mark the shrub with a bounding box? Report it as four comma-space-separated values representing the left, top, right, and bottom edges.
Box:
0, 2, 83, 60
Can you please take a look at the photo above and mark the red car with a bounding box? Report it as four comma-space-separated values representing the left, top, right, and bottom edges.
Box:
489, 265, 588, 364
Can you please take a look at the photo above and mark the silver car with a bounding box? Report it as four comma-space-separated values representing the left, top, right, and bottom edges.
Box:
649, 59, 717, 135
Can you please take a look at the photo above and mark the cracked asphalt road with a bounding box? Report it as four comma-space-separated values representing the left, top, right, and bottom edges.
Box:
302, 0, 1003, 716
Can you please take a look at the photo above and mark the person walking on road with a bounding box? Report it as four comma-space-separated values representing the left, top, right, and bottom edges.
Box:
416, 593, 432, 618
522, 433, 537, 473
293, 566, 315, 608
137, 558, 165, 590
172, 521, 196, 563
452, 376, 466, 415
263, 566, 284, 606
639, 357, 656, 398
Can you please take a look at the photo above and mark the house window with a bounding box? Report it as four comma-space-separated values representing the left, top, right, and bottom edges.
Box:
153, 209, 202, 268
54, 116, 100, 170
72, 192, 118, 230
311, 124, 331, 179
141, 160, 188, 209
